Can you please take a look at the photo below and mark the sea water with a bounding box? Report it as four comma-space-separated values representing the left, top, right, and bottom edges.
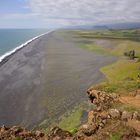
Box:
0, 29, 51, 62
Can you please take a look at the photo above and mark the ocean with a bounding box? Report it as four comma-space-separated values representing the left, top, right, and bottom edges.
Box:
0, 29, 50, 62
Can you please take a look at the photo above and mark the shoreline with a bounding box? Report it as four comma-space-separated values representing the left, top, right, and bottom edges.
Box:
0, 30, 117, 128
0, 30, 54, 66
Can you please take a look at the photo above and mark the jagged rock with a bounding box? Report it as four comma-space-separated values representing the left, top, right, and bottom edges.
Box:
80, 124, 98, 136
88, 110, 98, 124
124, 50, 135, 60
87, 89, 101, 103
109, 109, 121, 119
35, 130, 45, 137
98, 122, 105, 128
102, 119, 107, 125
132, 112, 140, 120
88, 110, 94, 124
87, 89, 118, 111
0, 125, 9, 133
11, 126, 24, 135
47, 126, 72, 140
0, 126, 47, 140
73, 132, 86, 140
122, 111, 133, 121
96, 106, 102, 112
99, 111, 109, 120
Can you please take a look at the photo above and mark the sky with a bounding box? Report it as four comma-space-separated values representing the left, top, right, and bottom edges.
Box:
0, 0, 140, 28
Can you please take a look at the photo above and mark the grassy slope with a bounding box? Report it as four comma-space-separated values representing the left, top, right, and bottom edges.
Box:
101, 60, 140, 81
100, 39, 140, 94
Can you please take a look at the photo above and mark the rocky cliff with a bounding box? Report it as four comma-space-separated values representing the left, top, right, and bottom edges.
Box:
1, 88, 140, 140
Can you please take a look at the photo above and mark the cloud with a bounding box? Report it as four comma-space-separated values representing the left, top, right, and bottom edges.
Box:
28, 0, 140, 26
1, 0, 140, 28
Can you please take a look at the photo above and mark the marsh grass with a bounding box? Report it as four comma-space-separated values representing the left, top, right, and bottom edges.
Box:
58, 106, 82, 131
58, 102, 92, 131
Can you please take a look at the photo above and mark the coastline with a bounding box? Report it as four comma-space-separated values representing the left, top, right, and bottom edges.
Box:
0, 30, 117, 128
0, 30, 54, 66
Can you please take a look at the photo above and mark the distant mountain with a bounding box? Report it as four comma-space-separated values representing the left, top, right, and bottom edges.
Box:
64, 22, 140, 30
105, 22, 140, 29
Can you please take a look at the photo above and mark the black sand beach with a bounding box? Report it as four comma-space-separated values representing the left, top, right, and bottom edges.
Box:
0, 31, 116, 128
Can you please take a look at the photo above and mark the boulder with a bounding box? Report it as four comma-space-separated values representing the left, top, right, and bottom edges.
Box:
88, 110, 98, 124
0, 126, 47, 140
132, 112, 140, 120
99, 111, 109, 120
87, 89, 101, 101
98, 122, 105, 129
124, 50, 135, 60
80, 124, 97, 136
121, 111, 133, 121
47, 126, 72, 140
109, 109, 121, 119
88, 110, 94, 124
35, 130, 45, 137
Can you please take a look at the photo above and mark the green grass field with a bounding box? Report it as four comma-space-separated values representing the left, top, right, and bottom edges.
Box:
70, 29, 140, 41
71, 29, 140, 94
101, 60, 140, 81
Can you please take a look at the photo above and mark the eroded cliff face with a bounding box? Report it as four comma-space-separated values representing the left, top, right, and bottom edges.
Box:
1, 88, 140, 140
76, 89, 140, 140
46, 89, 140, 140
0, 125, 46, 140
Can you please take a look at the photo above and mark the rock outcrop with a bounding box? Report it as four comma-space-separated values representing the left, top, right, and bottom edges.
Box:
87, 88, 119, 110
0, 89, 140, 140
124, 50, 135, 60
0, 125, 46, 140
47, 127, 72, 140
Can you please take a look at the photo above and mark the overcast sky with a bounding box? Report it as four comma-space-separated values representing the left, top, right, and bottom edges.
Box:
0, 0, 140, 28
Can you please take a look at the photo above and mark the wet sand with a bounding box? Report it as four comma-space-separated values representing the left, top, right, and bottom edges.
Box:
0, 30, 117, 128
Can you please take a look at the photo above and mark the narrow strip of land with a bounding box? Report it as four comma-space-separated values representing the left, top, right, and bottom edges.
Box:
0, 30, 116, 128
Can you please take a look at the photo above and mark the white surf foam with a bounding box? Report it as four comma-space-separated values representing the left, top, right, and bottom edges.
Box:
0, 30, 54, 63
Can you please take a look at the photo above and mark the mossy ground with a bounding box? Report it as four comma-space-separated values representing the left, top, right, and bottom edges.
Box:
58, 101, 93, 132
58, 104, 83, 131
